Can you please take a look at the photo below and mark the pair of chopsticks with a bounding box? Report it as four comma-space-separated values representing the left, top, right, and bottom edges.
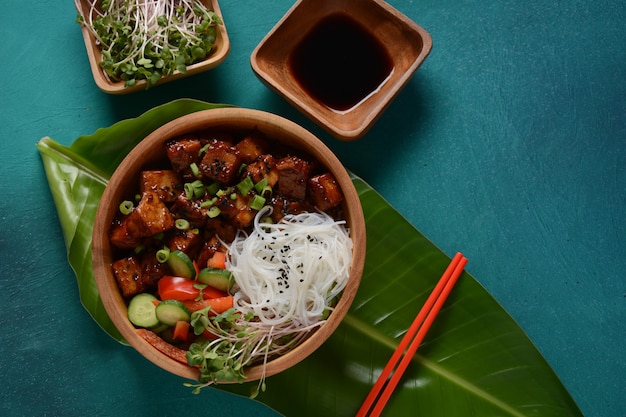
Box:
356, 252, 468, 417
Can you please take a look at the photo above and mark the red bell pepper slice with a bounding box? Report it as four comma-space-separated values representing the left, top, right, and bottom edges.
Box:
158, 276, 227, 301
181, 295, 234, 314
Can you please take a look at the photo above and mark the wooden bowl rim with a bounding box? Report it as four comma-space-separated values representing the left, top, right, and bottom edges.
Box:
92, 107, 366, 382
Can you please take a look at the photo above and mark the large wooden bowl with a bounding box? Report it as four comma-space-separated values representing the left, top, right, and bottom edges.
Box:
92, 108, 366, 383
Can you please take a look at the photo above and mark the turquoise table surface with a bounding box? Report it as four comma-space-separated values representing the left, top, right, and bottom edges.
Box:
1, 1, 624, 416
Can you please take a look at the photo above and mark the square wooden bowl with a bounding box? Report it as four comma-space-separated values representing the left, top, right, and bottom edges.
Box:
250, 0, 432, 141
75, 0, 230, 94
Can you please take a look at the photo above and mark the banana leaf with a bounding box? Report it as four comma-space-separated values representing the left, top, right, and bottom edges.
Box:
36, 99, 583, 416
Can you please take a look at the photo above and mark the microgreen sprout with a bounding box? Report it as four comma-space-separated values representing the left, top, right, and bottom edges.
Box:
184, 306, 307, 396
75, 0, 222, 88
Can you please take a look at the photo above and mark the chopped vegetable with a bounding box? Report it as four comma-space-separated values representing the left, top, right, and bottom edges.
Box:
127, 293, 160, 328
158, 276, 225, 301
156, 246, 170, 263
166, 250, 196, 279
175, 218, 190, 230
119, 200, 134, 215
155, 299, 192, 326
197, 267, 233, 292
173, 320, 191, 341
181, 295, 234, 314
206, 251, 226, 269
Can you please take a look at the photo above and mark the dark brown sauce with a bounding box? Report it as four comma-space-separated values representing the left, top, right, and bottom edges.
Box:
289, 13, 393, 112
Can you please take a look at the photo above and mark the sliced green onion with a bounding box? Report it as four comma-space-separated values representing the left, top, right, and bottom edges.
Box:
189, 162, 201, 178
200, 197, 217, 208
207, 206, 221, 218
249, 194, 266, 210
156, 247, 170, 263
184, 180, 205, 199
175, 219, 190, 230
198, 143, 210, 156
230, 193, 237, 200
206, 182, 220, 195
119, 200, 134, 215
236, 176, 254, 195
184, 183, 194, 199
260, 185, 273, 197
254, 177, 268, 192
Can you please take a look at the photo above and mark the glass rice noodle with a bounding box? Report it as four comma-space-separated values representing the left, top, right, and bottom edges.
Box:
228, 206, 353, 330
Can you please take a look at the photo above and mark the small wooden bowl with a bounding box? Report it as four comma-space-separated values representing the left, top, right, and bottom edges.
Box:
75, 0, 230, 94
92, 108, 366, 383
250, 0, 432, 141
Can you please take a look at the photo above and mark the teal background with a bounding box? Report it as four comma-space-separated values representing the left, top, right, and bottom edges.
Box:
1, 1, 624, 416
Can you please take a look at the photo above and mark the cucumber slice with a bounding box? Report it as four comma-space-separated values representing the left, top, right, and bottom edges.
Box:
167, 250, 196, 279
128, 293, 160, 328
197, 267, 234, 292
155, 299, 191, 326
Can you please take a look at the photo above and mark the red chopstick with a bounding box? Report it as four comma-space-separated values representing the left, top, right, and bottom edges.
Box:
356, 252, 468, 417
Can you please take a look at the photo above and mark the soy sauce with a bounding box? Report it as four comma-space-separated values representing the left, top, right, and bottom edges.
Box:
289, 13, 393, 112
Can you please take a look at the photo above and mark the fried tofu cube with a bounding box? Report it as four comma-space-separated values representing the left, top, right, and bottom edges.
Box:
245, 154, 279, 187
269, 195, 311, 223
235, 130, 269, 163
167, 229, 203, 259
110, 211, 146, 250
308, 173, 344, 211
112, 253, 165, 298
199, 140, 243, 185
140, 170, 183, 203
166, 137, 202, 179
276, 155, 311, 200
203, 218, 237, 243
134, 191, 176, 236
173, 193, 208, 226
110, 191, 177, 249
215, 193, 255, 229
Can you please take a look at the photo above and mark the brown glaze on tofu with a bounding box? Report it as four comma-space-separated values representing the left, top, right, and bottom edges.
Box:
198, 140, 243, 184
235, 129, 269, 163
203, 217, 237, 243
215, 193, 255, 229
245, 154, 279, 187
140, 170, 183, 203
112, 253, 166, 298
110, 211, 146, 250
172, 193, 208, 227
166, 137, 202, 179
109, 191, 176, 249
269, 194, 312, 223
133, 191, 176, 236
276, 155, 311, 200
308, 173, 344, 211
167, 229, 203, 260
